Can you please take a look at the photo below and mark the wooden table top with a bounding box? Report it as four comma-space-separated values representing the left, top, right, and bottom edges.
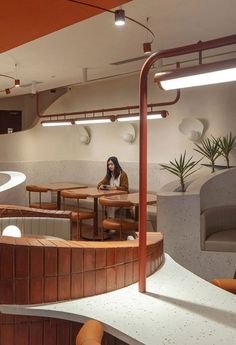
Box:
101, 192, 157, 206
63, 187, 127, 198
39, 182, 88, 191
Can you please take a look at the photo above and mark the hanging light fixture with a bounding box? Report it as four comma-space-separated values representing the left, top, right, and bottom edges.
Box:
143, 17, 152, 54
117, 110, 168, 122
41, 120, 73, 127
155, 57, 236, 90
15, 79, 20, 87
143, 42, 152, 54
0, 64, 21, 94
14, 64, 20, 87
75, 116, 115, 124
68, 1, 155, 51
114, 8, 125, 26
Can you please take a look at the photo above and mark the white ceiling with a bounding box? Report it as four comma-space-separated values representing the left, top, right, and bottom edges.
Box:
1, 0, 236, 97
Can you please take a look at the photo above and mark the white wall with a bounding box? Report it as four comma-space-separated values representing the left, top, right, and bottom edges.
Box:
0, 73, 236, 187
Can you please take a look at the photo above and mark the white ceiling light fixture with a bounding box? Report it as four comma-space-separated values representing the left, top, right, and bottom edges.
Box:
41, 120, 73, 127
75, 117, 112, 125
155, 58, 236, 90
117, 110, 168, 122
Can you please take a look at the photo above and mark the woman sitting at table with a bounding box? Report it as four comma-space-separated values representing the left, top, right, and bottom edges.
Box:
97, 156, 129, 192
98, 156, 131, 223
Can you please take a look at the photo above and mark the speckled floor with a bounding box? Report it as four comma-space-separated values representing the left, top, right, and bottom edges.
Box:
1, 254, 235, 345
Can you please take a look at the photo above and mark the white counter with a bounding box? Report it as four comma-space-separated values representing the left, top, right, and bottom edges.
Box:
1, 254, 235, 345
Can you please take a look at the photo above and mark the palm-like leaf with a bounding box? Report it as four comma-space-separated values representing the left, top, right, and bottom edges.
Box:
213, 132, 236, 168
160, 151, 202, 192
194, 137, 221, 172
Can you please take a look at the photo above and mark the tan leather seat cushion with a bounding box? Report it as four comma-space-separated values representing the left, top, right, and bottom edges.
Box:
30, 202, 57, 210
102, 218, 138, 231
71, 211, 95, 222
205, 229, 236, 252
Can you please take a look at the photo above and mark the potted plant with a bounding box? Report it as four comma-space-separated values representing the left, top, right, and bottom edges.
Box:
213, 132, 236, 168
160, 151, 202, 192
194, 137, 221, 173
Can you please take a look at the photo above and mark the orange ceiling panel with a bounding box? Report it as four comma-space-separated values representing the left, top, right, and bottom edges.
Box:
0, 0, 131, 53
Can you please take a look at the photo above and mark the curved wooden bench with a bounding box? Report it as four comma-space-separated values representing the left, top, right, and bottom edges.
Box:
0, 232, 163, 304
0, 204, 72, 240
0, 315, 123, 345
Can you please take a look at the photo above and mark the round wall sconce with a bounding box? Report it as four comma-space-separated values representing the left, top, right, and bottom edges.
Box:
119, 123, 135, 144
78, 126, 90, 144
178, 118, 204, 142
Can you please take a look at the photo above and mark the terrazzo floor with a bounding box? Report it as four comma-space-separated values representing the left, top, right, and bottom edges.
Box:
1, 254, 235, 345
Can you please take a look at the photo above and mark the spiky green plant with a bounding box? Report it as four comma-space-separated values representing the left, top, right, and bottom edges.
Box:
194, 137, 221, 173
213, 132, 236, 168
160, 151, 202, 192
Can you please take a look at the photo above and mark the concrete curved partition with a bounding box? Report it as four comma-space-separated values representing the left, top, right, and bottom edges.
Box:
157, 168, 236, 281
0, 233, 163, 304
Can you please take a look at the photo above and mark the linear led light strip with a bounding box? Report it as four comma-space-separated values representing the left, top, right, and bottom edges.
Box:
41, 120, 72, 127
117, 113, 166, 122
74, 118, 111, 124
155, 58, 236, 90
41, 112, 167, 126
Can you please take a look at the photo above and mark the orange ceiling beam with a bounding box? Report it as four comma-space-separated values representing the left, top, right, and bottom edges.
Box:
0, 0, 131, 53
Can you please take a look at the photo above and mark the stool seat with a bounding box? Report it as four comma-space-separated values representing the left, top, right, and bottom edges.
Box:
30, 202, 57, 210
26, 185, 57, 210
71, 211, 96, 222
61, 190, 95, 240
99, 196, 136, 240
102, 217, 138, 231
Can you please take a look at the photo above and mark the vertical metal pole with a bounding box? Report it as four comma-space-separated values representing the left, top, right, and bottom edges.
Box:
139, 52, 161, 293
138, 34, 236, 293
139, 68, 148, 292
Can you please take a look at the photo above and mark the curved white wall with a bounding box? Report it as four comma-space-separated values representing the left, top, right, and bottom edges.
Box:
0, 74, 236, 165
0, 73, 235, 205
157, 168, 236, 280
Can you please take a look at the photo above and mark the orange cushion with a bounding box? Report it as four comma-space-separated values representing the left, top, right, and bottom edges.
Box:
29, 202, 57, 210
211, 279, 236, 294
71, 211, 95, 222
76, 320, 103, 345
102, 218, 138, 231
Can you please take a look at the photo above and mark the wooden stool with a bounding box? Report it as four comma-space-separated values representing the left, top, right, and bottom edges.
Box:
26, 185, 57, 210
61, 190, 95, 239
99, 196, 138, 240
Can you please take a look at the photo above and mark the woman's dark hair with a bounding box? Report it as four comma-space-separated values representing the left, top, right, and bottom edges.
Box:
106, 156, 123, 179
